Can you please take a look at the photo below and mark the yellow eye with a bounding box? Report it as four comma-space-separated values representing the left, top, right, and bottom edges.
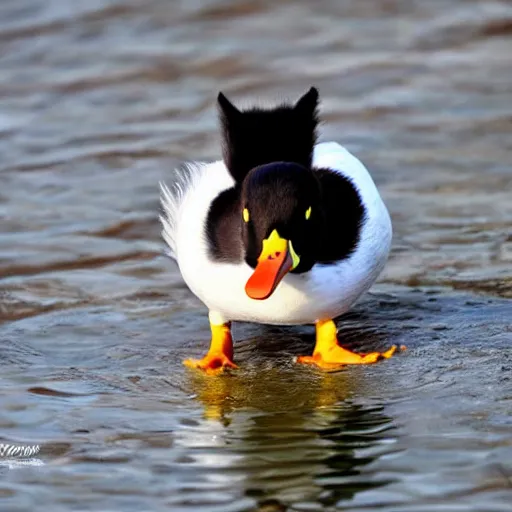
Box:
243, 208, 250, 222
305, 206, 312, 220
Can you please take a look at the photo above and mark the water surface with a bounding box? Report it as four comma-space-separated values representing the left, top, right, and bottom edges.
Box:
1, 0, 511, 510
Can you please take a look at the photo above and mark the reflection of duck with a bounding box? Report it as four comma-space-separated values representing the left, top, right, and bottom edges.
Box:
181, 368, 396, 509
161, 87, 397, 372
188, 364, 353, 423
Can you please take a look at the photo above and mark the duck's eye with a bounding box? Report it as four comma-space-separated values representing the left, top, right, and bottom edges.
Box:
305, 206, 312, 220
243, 208, 250, 223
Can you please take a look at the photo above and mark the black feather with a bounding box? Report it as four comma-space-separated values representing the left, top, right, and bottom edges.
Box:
217, 87, 319, 182
314, 167, 366, 263
206, 186, 243, 262
205, 164, 366, 269
206, 88, 365, 270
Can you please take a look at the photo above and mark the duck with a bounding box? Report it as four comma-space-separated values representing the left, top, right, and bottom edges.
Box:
160, 87, 398, 373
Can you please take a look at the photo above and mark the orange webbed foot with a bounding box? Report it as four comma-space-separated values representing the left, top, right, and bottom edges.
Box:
296, 344, 398, 370
184, 353, 237, 374
184, 319, 238, 375
295, 319, 403, 371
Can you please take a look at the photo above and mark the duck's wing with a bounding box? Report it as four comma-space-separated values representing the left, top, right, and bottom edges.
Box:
311, 141, 391, 264
159, 162, 206, 260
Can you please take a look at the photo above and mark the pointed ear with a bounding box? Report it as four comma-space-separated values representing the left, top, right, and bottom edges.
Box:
294, 87, 319, 115
218, 92, 241, 122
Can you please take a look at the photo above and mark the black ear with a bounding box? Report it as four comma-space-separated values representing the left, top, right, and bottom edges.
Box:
218, 92, 241, 122
294, 87, 319, 115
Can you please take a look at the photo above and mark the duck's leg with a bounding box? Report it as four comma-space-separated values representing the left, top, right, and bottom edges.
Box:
184, 312, 237, 374
296, 319, 397, 370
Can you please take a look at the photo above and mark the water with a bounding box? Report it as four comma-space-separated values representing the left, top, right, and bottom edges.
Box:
0, 0, 511, 510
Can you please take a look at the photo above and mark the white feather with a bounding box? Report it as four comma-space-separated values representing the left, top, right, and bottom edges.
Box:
159, 162, 209, 259
160, 142, 391, 326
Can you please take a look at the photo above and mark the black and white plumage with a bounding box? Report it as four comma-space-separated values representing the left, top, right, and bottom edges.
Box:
160, 88, 392, 328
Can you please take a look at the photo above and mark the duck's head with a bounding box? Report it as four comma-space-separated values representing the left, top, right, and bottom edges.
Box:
215, 87, 322, 300
240, 162, 322, 300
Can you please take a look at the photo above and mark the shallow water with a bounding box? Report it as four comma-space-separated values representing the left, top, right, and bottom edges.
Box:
1, 0, 511, 510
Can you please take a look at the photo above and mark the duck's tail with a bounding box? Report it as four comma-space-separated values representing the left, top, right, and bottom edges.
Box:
159, 162, 204, 260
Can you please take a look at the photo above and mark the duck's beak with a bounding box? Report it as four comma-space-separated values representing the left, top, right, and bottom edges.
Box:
245, 229, 300, 300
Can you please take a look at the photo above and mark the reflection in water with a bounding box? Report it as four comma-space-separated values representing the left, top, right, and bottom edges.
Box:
182, 367, 396, 510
